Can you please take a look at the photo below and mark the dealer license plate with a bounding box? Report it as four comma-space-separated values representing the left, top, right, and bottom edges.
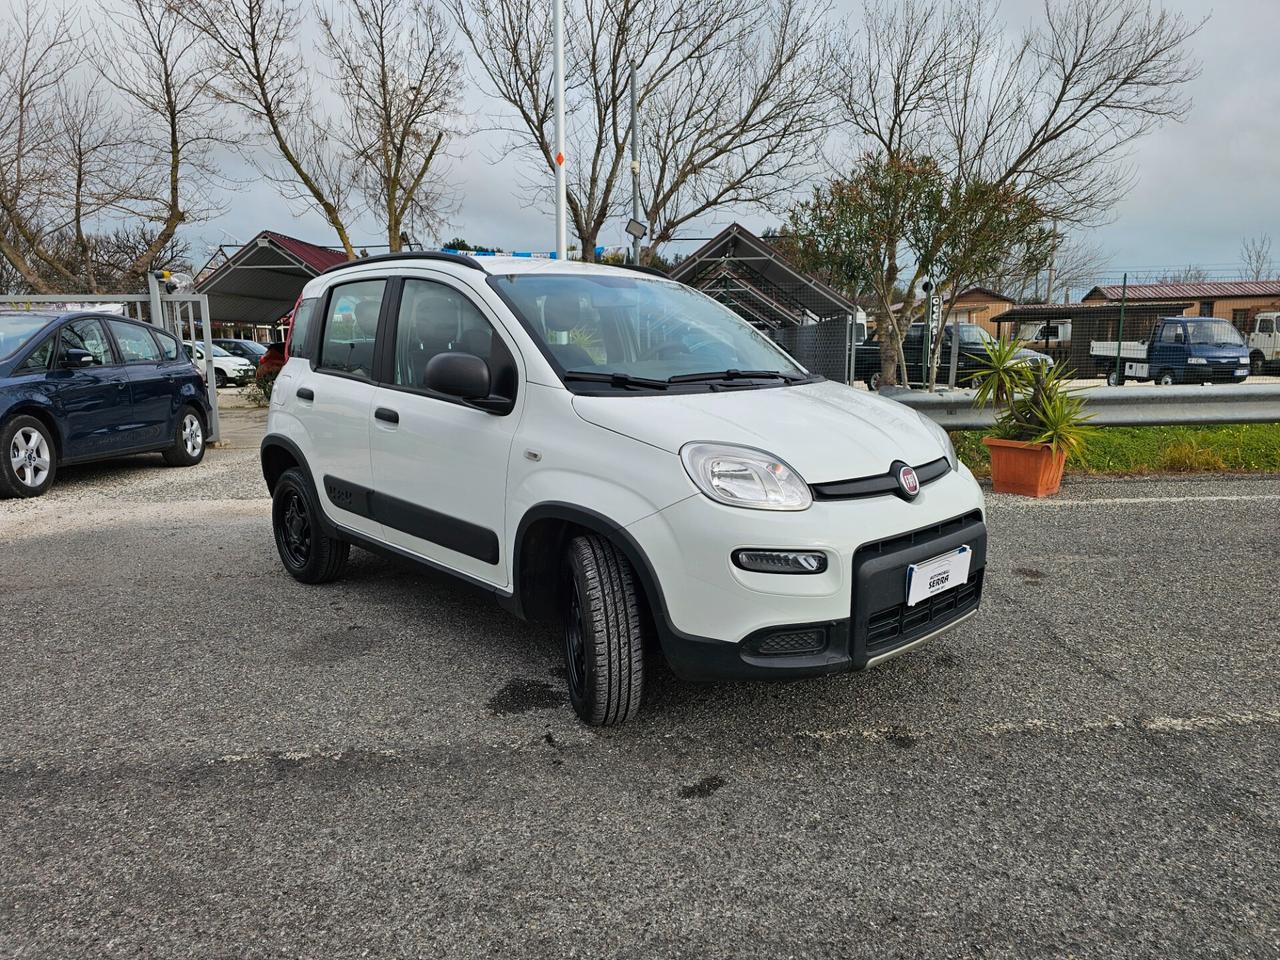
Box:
906, 546, 972, 607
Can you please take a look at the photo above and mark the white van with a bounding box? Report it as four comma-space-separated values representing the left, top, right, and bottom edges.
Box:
260, 253, 987, 724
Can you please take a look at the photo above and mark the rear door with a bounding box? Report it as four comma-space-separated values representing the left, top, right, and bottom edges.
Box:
368, 275, 523, 586
294, 277, 388, 539
51, 317, 134, 459
106, 319, 171, 446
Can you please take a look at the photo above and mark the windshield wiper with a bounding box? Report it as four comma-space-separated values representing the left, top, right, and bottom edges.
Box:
563, 370, 670, 390
666, 369, 805, 384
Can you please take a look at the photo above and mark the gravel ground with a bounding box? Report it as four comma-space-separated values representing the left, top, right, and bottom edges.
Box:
2, 412, 1278, 959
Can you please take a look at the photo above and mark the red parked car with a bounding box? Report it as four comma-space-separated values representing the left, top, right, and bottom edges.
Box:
256, 341, 286, 381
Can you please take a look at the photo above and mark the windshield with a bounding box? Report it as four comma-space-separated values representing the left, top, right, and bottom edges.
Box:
1184, 319, 1245, 347
491, 273, 806, 385
208, 343, 232, 357
959, 324, 995, 345
241, 341, 267, 355
0, 313, 53, 361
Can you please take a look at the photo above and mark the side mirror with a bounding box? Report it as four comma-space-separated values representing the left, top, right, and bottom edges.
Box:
425, 351, 491, 400
63, 348, 96, 368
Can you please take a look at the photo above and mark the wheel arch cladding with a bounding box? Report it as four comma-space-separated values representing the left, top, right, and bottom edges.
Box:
260, 435, 305, 493
511, 503, 665, 633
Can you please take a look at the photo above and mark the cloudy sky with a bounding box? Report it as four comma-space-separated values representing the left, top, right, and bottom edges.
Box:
19, 0, 1278, 282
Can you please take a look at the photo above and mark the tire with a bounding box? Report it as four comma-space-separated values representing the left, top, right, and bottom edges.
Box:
1251, 352, 1266, 376
271, 467, 349, 584
562, 534, 645, 726
214, 369, 227, 389
865, 371, 882, 391
162, 406, 207, 467
0, 415, 56, 498
1105, 369, 1123, 387
1157, 370, 1176, 386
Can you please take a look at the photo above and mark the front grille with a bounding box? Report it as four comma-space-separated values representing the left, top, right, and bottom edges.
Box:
865, 570, 983, 653
754, 628, 826, 656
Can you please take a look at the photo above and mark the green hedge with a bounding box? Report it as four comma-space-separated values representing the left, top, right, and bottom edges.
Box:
952, 423, 1280, 477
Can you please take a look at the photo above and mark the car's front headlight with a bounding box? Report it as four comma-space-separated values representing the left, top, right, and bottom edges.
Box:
916, 411, 959, 471
680, 443, 811, 511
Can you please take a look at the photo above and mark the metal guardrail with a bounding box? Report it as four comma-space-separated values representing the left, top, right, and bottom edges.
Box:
888, 384, 1280, 430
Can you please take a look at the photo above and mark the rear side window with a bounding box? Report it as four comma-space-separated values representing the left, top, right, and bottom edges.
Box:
319, 280, 385, 378
61, 318, 114, 365
289, 298, 319, 360
154, 330, 181, 361
108, 320, 162, 363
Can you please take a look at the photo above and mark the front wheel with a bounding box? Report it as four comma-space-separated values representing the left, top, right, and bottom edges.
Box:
1157, 370, 1176, 386
864, 371, 882, 391
562, 534, 645, 726
272, 468, 349, 584
214, 369, 227, 389
1251, 352, 1266, 376
0, 415, 56, 498
162, 407, 206, 467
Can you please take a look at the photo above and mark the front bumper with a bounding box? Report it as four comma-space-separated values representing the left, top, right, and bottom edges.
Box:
628, 465, 987, 680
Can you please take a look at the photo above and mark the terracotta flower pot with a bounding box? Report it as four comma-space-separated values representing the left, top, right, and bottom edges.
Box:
982, 437, 1066, 497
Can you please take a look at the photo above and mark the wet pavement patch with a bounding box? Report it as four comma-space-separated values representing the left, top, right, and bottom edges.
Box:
487, 678, 567, 716
678, 775, 727, 799
1015, 567, 1047, 582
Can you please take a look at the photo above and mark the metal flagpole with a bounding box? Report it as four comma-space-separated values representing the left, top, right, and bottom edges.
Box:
553, 0, 567, 260
1113, 272, 1128, 385
630, 61, 641, 265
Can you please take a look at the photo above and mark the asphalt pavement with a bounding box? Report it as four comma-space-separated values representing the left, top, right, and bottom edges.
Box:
2, 410, 1277, 959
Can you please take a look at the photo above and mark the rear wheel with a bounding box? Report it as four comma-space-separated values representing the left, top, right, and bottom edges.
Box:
0, 415, 56, 498
162, 407, 206, 467
272, 468, 349, 584
865, 371, 882, 391
1251, 352, 1266, 376
562, 534, 645, 726
1105, 369, 1123, 387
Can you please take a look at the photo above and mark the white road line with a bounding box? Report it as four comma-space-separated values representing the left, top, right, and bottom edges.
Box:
801, 709, 1280, 743
1007, 494, 1280, 506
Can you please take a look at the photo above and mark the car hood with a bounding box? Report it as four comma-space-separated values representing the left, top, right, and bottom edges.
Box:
571, 380, 946, 483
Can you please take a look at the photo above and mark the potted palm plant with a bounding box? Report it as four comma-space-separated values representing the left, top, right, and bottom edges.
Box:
972, 337, 1094, 497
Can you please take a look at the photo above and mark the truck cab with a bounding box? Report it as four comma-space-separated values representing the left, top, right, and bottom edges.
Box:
1248, 312, 1279, 375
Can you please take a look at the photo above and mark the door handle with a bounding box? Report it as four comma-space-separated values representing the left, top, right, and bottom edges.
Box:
296, 387, 314, 401
374, 407, 399, 425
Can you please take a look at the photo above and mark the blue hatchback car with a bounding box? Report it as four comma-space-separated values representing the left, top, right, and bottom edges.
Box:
0, 311, 212, 498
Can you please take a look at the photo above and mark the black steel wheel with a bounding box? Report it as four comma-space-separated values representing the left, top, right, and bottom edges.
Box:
272, 468, 349, 583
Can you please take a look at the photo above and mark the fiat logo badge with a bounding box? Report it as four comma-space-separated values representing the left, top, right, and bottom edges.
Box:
896, 463, 920, 500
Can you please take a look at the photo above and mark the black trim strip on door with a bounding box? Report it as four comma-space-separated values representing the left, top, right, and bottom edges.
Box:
321, 475, 499, 565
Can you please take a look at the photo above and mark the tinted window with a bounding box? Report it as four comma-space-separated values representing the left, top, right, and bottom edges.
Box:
61, 318, 114, 365
319, 280, 384, 378
0, 313, 52, 361
289, 298, 319, 360
155, 330, 181, 361
108, 320, 162, 363
16, 334, 56, 373
394, 279, 499, 389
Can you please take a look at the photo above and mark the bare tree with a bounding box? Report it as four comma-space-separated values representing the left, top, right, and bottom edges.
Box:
1240, 233, 1274, 282
318, 0, 463, 250
449, 0, 830, 260
828, 0, 1203, 387
1151, 265, 1209, 284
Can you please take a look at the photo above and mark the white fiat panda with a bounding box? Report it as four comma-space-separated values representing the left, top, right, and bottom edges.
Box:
261, 253, 987, 725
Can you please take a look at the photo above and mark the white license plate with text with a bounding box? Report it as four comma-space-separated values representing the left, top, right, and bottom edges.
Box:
905, 546, 972, 607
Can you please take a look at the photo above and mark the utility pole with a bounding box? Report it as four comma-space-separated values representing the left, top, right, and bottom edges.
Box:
629, 61, 642, 266
1045, 220, 1058, 304
553, 0, 567, 260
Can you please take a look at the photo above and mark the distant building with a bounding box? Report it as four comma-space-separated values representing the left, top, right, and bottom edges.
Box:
949, 286, 1017, 335
1082, 281, 1280, 330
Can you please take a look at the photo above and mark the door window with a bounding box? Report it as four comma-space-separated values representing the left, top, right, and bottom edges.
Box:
289, 298, 320, 360
154, 330, 181, 361
319, 280, 385, 378
1159, 323, 1184, 344
108, 320, 162, 363
393, 279, 501, 389
60, 318, 115, 365
1259, 317, 1274, 335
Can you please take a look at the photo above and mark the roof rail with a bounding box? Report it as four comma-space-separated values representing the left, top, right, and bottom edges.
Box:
319, 250, 487, 275
610, 262, 669, 278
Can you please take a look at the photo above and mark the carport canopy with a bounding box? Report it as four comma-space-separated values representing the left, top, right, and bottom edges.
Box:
196, 231, 348, 331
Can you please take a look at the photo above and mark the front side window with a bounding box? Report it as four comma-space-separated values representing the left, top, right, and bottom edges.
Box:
1184, 319, 1246, 347
0, 313, 54, 362
108, 320, 162, 363
319, 280, 385, 378
17, 334, 56, 373
1258, 317, 1274, 335
1159, 323, 1184, 344
61, 318, 115, 365
492, 273, 805, 389
393, 279, 500, 388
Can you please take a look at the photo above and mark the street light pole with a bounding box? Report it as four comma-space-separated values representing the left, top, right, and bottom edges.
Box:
553, 0, 567, 260
630, 61, 641, 266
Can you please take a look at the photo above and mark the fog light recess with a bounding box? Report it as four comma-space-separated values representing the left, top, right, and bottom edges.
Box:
732, 549, 828, 574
